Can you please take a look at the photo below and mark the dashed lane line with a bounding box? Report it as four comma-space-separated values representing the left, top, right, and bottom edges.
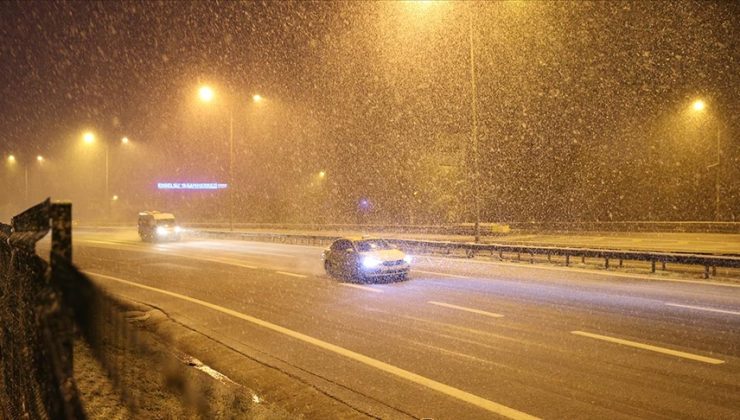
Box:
571, 331, 725, 365
275, 271, 308, 278
87, 271, 538, 419
427, 256, 740, 289
428, 301, 504, 318
664, 303, 740, 316
340, 284, 384, 293
414, 270, 473, 279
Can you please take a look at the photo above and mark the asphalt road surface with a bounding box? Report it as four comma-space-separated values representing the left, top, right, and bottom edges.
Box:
62, 229, 740, 419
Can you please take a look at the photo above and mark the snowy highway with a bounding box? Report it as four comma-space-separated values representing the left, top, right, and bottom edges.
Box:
57, 229, 740, 419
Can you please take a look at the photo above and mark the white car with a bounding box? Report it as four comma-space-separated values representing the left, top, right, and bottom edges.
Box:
323, 237, 411, 282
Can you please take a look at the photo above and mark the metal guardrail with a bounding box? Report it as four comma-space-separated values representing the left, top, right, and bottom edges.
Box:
390, 239, 740, 279
182, 221, 740, 234
193, 230, 740, 279
507, 221, 740, 234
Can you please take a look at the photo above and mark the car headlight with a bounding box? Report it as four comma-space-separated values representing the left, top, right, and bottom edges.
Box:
403, 255, 413, 264
362, 256, 381, 269
174, 226, 182, 233
156, 226, 168, 236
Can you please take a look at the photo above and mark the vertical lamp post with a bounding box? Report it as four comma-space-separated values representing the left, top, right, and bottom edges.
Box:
6, 154, 44, 203
690, 99, 722, 221
82, 132, 129, 220
198, 85, 263, 231
409, 2, 483, 242
468, 8, 482, 242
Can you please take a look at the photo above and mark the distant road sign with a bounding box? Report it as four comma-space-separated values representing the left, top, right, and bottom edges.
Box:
157, 183, 228, 190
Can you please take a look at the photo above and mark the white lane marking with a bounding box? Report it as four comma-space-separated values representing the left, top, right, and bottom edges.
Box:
340, 283, 384, 293
276, 271, 307, 278
428, 301, 504, 318
571, 331, 725, 365
189, 256, 257, 270
87, 272, 537, 419
79, 239, 127, 245
414, 269, 473, 279
432, 256, 740, 289
665, 303, 740, 316
185, 357, 239, 386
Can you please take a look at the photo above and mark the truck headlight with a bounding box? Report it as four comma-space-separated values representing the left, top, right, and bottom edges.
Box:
174, 226, 182, 233
403, 255, 413, 264
362, 256, 381, 269
156, 226, 167, 236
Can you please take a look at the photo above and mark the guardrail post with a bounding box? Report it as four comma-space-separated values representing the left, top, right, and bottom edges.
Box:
50, 202, 72, 269
661, 261, 666, 271
604, 257, 609, 269
712, 266, 717, 277
704, 265, 710, 279
581, 256, 586, 264
651, 260, 656, 273
565, 255, 570, 267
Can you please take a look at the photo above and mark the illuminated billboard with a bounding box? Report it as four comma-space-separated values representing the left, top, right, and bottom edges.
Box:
157, 182, 228, 190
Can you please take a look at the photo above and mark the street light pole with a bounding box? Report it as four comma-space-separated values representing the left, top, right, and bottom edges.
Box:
468, 10, 482, 243
229, 106, 234, 231
714, 126, 720, 221
24, 166, 29, 202
105, 142, 110, 220
197, 85, 261, 230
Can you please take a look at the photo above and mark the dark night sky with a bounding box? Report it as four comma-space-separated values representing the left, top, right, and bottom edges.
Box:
1, 1, 738, 223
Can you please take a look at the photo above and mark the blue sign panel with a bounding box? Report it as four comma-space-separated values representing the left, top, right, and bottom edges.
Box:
157, 182, 228, 190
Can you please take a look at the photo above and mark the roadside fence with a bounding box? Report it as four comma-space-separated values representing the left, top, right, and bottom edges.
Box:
1, 199, 250, 419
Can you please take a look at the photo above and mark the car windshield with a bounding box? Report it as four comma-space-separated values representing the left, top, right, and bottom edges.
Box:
355, 240, 392, 252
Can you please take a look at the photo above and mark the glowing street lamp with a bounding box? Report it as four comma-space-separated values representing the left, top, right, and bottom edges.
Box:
318, 170, 326, 179
252, 94, 263, 103
121, 136, 129, 145
7, 154, 16, 164
198, 85, 215, 102
692, 99, 706, 112
83, 131, 95, 144
36, 155, 44, 162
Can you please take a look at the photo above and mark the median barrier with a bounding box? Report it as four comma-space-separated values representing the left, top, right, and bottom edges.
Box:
190, 229, 740, 279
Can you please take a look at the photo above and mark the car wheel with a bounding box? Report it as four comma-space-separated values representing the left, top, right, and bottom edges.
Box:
352, 266, 365, 283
